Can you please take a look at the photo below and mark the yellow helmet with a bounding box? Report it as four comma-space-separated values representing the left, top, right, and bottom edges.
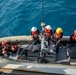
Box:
56, 27, 63, 34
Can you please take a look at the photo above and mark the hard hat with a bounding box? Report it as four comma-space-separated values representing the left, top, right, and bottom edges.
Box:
74, 30, 76, 36
45, 25, 52, 30
31, 27, 37, 32
2, 40, 8, 46
56, 27, 63, 34
44, 25, 52, 33
41, 22, 45, 26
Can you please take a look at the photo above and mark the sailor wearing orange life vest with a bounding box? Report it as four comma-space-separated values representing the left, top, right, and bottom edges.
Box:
31, 27, 40, 45
41, 25, 53, 53
53, 27, 63, 41
70, 30, 76, 43
1, 40, 18, 57
11, 45, 18, 53
2, 40, 11, 56
31, 27, 39, 39
53, 27, 63, 53
44, 25, 52, 38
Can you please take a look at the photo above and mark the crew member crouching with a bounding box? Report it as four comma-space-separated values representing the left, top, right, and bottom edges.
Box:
2, 40, 11, 57
53, 27, 63, 53
11, 45, 18, 53
31, 27, 40, 45
1, 40, 18, 57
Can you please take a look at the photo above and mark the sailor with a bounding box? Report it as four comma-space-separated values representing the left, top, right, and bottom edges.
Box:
41, 25, 54, 54
11, 44, 18, 53
1, 40, 11, 57
31, 27, 40, 45
70, 30, 76, 43
53, 27, 63, 53
1, 40, 18, 57
44, 25, 52, 38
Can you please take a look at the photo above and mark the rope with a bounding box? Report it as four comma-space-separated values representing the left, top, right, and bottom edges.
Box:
42, 0, 44, 22
50, 37, 66, 48
18, 38, 39, 59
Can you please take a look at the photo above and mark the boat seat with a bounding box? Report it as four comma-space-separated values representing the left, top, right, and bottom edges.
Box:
55, 47, 70, 65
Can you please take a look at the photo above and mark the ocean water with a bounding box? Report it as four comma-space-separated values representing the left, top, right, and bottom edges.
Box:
0, 0, 76, 38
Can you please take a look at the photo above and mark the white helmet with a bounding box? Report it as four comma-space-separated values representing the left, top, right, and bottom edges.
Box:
45, 25, 52, 30
31, 27, 37, 32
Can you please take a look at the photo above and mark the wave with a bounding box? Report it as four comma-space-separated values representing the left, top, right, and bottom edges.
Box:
0, 0, 76, 37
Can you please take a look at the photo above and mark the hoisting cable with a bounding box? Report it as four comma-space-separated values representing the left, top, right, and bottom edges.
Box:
41, 0, 45, 31
42, 0, 44, 22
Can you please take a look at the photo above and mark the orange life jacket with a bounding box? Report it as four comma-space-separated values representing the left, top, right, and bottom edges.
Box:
31, 30, 39, 38
72, 36, 76, 41
2, 45, 12, 52
45, 30, 52, 37
11, 45, 18, 52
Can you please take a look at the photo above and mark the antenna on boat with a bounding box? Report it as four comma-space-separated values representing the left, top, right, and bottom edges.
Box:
41, 0, 45, 30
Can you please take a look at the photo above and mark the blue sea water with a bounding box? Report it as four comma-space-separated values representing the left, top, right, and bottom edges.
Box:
0, 0, 76, 38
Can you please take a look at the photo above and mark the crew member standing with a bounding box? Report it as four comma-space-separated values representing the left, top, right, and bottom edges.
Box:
41, 25, 54, 56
